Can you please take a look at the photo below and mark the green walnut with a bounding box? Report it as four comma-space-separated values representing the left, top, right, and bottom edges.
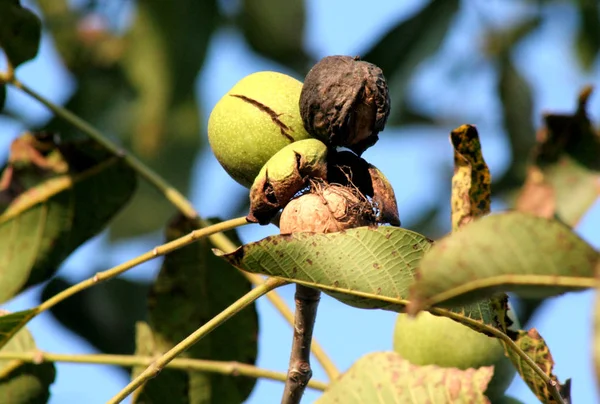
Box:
208, 71, 322, 187
393, 310, 517, 400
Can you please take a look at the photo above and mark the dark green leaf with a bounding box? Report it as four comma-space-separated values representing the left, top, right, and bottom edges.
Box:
575, 0, 600, 70
362, 0, 459, 124
0, 309, 37, 350
133, 215, 257, 404
0, 133, 137, 302
0, 313, 55, 403
238, 0, 309, 74
132, 322, 188, 404
409, 212, 599, 313
494, 57, 536, 193
516, 87, 600, 226
315, 352, 493, 404
40, 277, 149, 356
0, 0, 41, 67
502, 329, 570, 404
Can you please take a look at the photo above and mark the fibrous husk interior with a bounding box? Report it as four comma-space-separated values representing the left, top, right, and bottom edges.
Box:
279, 181, 376, 234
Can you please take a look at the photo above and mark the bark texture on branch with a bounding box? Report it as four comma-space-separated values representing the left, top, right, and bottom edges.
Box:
281, 284, 321, 404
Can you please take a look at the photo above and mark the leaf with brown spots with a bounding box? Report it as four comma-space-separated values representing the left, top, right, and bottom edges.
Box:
217, 226, 432, 312
315, 351, 493, 404
450, 124, 491, 231
516, 87, 600, 225
409, 211, 599, 313
502, 329, 570, 404
217, 225, 496, 328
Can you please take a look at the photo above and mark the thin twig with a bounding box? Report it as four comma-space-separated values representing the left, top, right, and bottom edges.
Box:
38, 217, 249, 314
282, 285, 322, 404
7, 77, 340, 381
107, 277, 289, 404
208, 230, 339, 380
0, 351, 327, 391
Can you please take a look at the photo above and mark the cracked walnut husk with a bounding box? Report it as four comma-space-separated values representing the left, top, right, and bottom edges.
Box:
299, 55, 390, 155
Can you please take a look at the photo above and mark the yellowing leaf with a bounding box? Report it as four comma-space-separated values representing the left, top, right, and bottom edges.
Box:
450, 124, 491, 231
503, 329, 570, 404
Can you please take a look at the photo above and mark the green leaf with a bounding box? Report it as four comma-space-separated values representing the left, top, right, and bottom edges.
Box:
0, 133, 137, 302
238, 0, 309, 74
315, 351, 493, 404
516, 87, 600, 226
0, 0, 41, 68
409, 212, 599, 313
450, 125, 491, 230
574, 0, 600, 70
132, 215, 258, 404
494, 56, 536, 193
41, 277, 149, 356
0, 313, 55, 403
0, 309, 37, 350
362, 0, 459, 125
132, 322, 188, 404
502, 329, 570, 404
218, 226, 432, 311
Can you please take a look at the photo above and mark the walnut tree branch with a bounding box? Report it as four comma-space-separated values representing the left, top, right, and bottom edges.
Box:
281, 284, 322, 404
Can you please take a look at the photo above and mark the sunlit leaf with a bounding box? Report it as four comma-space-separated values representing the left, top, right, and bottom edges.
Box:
219, 226, 432, 311
238, 0, 309, 74
133, 215, 258, 403
450, 124, 491, 230
517, 87, 600, 226
0, 133, 137, 302
362, 0, 459, 124
0, 0, 41, 67
0, 309, 37, 350
41, 277, 149, 356
408, 212, 599, 313
0, 312, 55, 403
502, 329, 570, 404
315, 351, 493, 404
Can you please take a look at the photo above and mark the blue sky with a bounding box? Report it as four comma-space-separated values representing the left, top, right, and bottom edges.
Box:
1, 0, 599, 403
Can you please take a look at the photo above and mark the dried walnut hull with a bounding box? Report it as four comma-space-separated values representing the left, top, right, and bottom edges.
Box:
299, 55, 390, 155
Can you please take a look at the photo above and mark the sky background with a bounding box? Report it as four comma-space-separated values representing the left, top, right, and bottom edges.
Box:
1, 0, 600, 403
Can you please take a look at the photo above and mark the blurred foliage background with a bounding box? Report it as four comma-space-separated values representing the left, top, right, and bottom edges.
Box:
0, 0, 599, 402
